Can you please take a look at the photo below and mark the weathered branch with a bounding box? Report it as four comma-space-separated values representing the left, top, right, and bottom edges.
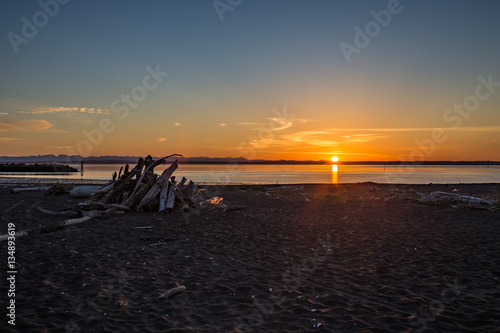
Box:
78, 202, 131, 213
37, 206, 80, 216
0, 210, 102, 242
166, 185, 176, 211
158, 286, 186, 299
159, 182, 170, 212
137, 160, 179, 211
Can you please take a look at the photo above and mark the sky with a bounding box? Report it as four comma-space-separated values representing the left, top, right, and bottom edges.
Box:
0, 0, 499, 161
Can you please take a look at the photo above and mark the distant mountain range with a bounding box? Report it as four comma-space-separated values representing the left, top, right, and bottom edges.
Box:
0, 155, 498, 165
0, 155, 259, 164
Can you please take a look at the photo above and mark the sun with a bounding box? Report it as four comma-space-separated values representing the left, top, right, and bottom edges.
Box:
331, 156, 339, 163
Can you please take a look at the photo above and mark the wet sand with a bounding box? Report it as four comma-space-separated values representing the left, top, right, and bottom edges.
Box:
0, 183, 499, 332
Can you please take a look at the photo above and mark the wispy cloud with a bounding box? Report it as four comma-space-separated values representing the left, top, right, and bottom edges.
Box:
281, 130, 340, 146
269, 117, 292, 131
5, 99, 110, 116
246, 129, 388, 151
220, 123, 228, 127
19, 106, 111, 115
156, 137, 167, 142
0, 137, 25, 142
0, 118, 64, 133
245, 130, 335, 150
242, 125, 500, 153
452, 126, 500, 132
327, 126, 500, 133
343, 134, 389, 144
238, 122, 263, 126
174, 122, 181, 126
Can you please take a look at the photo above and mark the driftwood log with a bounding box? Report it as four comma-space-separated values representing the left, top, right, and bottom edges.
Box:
0, 209, 119, 242
11, 187, 50, 193
418, 191, 498, 211
37, 206, 80, 216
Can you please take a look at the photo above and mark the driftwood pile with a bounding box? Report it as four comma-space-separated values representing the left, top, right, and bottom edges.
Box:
61, 154, 212, 219
0, 154, 210, 242
86, 154, 202, 213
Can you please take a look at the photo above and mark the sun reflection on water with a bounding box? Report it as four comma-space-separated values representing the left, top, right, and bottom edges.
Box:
331, 164, 338, 183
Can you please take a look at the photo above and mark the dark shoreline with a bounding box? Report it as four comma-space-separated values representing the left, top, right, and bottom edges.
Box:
0, 182, 498, 332
80, 160, 500, 165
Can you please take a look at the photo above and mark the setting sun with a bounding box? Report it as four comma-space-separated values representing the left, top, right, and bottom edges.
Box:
331, 156, 339, 163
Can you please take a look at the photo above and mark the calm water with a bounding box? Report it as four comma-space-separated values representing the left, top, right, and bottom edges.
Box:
0, 164, 499, 184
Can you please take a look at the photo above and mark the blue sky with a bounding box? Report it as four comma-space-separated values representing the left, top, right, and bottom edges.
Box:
1, 0, 499, 160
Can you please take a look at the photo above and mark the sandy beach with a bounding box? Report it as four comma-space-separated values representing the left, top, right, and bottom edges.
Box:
1, 183, 499, 332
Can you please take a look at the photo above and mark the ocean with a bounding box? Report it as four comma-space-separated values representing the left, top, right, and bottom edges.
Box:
0, 163, 499, 184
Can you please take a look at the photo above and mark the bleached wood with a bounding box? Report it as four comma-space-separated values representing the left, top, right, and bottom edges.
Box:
166, 185, 176, 210
159, 182, 169, 212
137, 160, 179, 211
